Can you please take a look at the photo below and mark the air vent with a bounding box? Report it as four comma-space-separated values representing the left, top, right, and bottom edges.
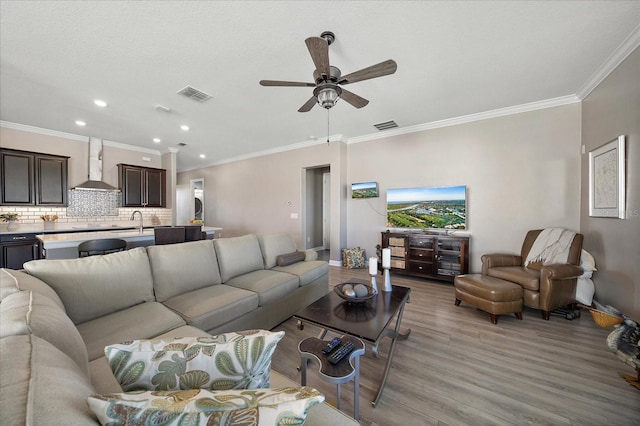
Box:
373, 120, 398, 131
177, 143, 187, 147
177, 86, 212, 102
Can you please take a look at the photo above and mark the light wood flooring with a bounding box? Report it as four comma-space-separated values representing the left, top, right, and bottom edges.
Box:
270, 267, 640, 425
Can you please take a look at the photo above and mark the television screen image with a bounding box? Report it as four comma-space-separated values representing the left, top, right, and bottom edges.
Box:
351, 181, 379, 198
387, 185, 466, 229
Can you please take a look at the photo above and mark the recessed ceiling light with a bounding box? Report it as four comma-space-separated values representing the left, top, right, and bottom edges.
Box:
199, 154, 206, 159
153, 138, 161, 143
180, 125, 190, 131
94, 99, 107, 107
75, 120, 86, 126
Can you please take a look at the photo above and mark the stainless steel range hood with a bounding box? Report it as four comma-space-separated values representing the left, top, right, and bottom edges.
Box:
73, 137, 119, 191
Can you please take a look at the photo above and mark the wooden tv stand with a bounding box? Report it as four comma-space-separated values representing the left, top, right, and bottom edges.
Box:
381, 231, 469, 283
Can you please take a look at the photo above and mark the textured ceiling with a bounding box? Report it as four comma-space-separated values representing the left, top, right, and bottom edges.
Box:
1, 1, 639, 171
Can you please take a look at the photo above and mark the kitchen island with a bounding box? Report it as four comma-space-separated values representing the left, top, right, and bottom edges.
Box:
36, 226, 223, 259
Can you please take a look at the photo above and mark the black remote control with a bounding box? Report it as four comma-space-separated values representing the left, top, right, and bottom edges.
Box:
321, 337, 342, 355
328, 341, 355, 364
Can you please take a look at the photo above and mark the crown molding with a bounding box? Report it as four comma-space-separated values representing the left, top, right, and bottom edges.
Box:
1, 120, 89, 142
180, 134, 345, 172
1, 120, 162, 155
103, 139, 161, 155
348, 95, 580, 145
577, 23, 640, 100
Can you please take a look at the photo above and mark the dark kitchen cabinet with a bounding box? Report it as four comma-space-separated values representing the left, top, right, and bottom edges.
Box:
1, 148, 68, 206
117, 164, 166, 207
0, 233, 39, 269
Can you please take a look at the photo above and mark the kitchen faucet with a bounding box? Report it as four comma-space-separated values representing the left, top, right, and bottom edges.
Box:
130, 210, 143, 234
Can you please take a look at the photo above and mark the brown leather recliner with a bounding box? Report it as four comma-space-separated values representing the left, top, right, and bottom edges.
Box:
481, 229, 584, 320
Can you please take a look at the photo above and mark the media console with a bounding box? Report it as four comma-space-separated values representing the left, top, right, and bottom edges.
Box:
381, 231, 469, 283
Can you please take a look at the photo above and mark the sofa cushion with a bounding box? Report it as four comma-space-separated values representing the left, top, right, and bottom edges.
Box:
276, 250, 306, 266
24, 247, 155, 324
258, 233, 297, 269
214, 234, 265, 282
273, 260, 330, 287
1, 268, 65, 309
225, 269, 300, 306
0, 290, 90, 376
147, 240, 222, 302
0, 268, 20, 301
77, 301, 187, 361
0, 334, 97, 425
162, 284, 259, 331
487, 266, 541, 291
105, 330, 285, 391
88, 386, 324, 426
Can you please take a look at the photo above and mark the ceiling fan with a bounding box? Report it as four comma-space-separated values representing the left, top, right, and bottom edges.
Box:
259, 31, 397, 112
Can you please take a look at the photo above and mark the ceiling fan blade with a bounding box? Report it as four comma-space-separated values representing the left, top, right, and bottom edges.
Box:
340, 89, 369, 109
338, 59, 397, 85
260, 80, 315, 87
298, 96, 317, 113
305, 36, 330, 78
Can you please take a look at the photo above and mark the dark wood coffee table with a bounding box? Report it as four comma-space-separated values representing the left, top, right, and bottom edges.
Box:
294, 279, 411, 407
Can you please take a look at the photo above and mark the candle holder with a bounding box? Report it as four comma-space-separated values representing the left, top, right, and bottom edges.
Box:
370, 273, 378, 292
381, 248, 392, 292
382, 266, 392, 292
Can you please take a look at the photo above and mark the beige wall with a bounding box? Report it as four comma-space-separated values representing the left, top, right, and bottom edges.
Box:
581, 47, 640, 319
178, 141, 346, 253
178, 103, 582, 268
347, 104, 583, 271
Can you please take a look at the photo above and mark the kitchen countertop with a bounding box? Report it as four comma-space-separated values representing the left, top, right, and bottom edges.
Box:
36, 226, 223, 250
0, 221, 169, 235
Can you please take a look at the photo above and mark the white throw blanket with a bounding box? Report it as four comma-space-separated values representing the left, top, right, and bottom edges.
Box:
525, 228, 576, 266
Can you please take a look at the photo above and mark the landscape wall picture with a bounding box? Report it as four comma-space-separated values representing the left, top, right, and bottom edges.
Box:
352, 181, 379, 198
386, 185, 466, 229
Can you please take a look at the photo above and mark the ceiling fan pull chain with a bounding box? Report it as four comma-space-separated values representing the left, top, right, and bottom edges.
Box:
326, 109, 330, 144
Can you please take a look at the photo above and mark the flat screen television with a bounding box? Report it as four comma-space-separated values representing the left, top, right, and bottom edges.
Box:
351, 181, 379, 198
386, 185, 466, 230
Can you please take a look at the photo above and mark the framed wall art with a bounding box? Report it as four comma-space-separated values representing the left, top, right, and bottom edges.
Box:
589, 135, 626, 218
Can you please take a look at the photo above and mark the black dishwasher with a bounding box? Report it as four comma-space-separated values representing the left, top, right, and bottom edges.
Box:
0, 233, 39, 269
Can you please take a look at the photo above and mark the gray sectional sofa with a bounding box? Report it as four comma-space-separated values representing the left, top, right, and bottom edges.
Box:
0, 233, 357, 425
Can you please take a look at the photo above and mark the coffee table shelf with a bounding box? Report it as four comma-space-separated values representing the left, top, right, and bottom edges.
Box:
298, 335, 365, 420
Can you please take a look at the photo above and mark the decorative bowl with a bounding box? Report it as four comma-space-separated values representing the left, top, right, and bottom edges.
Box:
334, 282, 377, 303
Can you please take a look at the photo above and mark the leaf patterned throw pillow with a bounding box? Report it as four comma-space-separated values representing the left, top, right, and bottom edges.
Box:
105, 330, 284, 392
341, 247, 366, 269
88, 386, 324, 426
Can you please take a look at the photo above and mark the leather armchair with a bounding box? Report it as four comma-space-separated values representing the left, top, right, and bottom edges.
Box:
481, 229, 584, 320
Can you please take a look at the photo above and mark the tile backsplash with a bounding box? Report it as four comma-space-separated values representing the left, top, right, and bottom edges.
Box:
0, 205, 172, 225
67, 190, 120, 216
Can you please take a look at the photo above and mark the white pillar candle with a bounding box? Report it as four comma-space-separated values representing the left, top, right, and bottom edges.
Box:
382, 248, 391, 268
369, 257, 378, 275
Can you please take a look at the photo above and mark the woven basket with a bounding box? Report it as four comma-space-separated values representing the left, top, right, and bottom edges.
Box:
588, 308, 623, 327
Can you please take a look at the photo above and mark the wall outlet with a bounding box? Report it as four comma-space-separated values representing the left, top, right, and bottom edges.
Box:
290, 213, 298, 219
142, 156, 151, 162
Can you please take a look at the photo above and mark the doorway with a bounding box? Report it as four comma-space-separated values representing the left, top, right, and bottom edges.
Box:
176, 178, 204, 226
304, 166, 330, 256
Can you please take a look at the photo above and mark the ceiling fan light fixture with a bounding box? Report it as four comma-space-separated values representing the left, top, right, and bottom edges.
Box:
315, 84, 342, 109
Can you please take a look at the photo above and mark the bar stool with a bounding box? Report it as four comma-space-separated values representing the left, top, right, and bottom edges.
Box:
78, 238, 127, 257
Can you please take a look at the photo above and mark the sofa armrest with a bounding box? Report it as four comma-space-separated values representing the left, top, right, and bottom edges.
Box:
481, 254, 522, 274
304, 249, 318, 261
540, 264, 583, 280
538, 264, 584, 311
